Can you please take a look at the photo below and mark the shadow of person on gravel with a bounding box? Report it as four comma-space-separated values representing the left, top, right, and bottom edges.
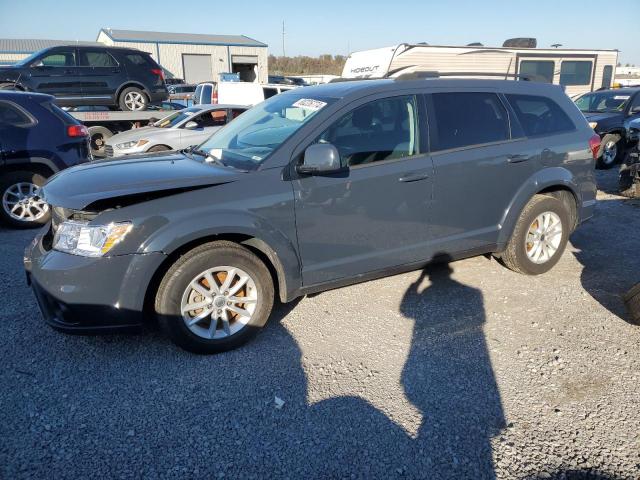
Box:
399, 256, 506, 478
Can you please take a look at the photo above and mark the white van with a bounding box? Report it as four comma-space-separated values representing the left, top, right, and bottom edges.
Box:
193, 82, 298, 106
342, 43, 619, 97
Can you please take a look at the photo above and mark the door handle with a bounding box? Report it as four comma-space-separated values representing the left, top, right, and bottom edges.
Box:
507, 154, 530, 163
399, 173, 430, 183
64, 69, 75, 74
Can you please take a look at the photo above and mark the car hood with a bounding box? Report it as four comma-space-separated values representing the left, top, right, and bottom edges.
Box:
583, 111, 623, 123
105, 126, 175, 146
41, 152, 243, 210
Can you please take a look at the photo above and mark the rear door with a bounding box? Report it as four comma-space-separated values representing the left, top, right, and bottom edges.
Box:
29, 48, 82, 100
292, 94, 434, 285
426, 90, 536, 253
77, 48, 124, 103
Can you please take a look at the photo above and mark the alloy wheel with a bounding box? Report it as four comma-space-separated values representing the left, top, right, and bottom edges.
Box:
602, 140, 618, 165
1, 182, 49, 222
180, 266, 258, 340
525, 211, 563, 264
123, 91, 146, 111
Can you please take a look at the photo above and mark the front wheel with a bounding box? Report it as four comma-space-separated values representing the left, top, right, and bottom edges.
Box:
597, 134, 623, 169
497, 194, 570, 275
0, 171, 50, 228
155, 241, 275, 354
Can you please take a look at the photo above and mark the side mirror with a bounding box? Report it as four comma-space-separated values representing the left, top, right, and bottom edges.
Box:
184, 121, 199, 130
296, 143, 342, 175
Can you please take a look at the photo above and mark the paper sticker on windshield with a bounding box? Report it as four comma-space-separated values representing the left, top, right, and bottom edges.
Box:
614, 96, 630, 100
292, 98, 327, 111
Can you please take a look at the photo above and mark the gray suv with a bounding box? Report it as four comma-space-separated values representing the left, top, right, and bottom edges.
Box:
25, 78, 599, 353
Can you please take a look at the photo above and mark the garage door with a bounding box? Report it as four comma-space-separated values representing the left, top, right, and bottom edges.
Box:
182, 54, 213, 84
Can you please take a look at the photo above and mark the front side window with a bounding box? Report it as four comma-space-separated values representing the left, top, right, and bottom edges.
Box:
198, 93, 335, 166
560, 61, 593, 86
519, 60, 555, 83
602, 65, 613, 89
80, 50, 117, 67
191, 110, 228, 128
574, 91, 630, 113
507, 94, 575, 137
429, 92, 510, 151
316, 95, 419, 167
38, 50, 76, 67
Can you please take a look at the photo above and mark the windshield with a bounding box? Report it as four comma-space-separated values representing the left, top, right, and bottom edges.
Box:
198, 93, 335, 165
153, 107, 201, 128
15, 50, 43, 67
575, 91, 631, 113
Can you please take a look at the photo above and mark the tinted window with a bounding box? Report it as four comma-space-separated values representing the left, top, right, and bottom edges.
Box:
574, 91, 630, 113
318, 95, 419, 167
125, 53, 151, 66
429, 92, 509, 151
231, 109, 245, 119
192, 110, 228, 128
507, 94, 575, 137
560, 61, 593, 86
38, 50, 76, 67
263, 87, 278, 99
0, 101, 34, 127
602, 66, 613, 89
80, 50, 117, 67
520, 60, 555, 83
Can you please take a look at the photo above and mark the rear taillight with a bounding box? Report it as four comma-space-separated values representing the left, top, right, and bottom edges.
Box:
151, 68, 164, 81
588, 133, 601, 160
67, 125, 88, 137
212, 85, 218, 104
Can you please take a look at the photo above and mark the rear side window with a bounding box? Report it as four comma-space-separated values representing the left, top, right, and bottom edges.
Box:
428, 92, 510, 151
80, 50, 117, 67
519, 60, 555, 83
560, 61, 593, 86
506, 94, 575, 137
0, 101, 35, 127
318, 95, 419, 167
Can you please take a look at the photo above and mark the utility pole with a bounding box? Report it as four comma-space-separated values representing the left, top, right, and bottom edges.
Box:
282, 21, 286, 57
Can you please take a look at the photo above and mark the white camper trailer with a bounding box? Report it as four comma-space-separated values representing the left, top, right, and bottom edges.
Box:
342, 43, 619, 97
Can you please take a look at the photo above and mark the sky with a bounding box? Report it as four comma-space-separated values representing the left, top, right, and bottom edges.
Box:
1, 0, 638, 65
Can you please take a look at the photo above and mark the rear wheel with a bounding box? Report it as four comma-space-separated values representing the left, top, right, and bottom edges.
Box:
155, 241, 275, 354
118, 87, 148, 111
87, 126, 113, 157
0, 171, 50, 228
597, 134, 623, 169
497, 194, 570, 275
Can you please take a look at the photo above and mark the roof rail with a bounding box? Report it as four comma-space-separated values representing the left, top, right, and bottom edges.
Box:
394, 71, 546, 82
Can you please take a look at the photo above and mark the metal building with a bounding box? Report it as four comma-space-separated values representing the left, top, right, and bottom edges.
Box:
96, 29, 268, 84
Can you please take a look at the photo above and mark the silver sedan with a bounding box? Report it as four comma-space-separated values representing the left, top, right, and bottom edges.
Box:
104, 104, 247, 157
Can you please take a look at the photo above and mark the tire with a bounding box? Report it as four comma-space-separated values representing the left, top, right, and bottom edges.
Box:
155, 241, 275, 354
623, 283, 640, 326
118, 87, 148, 111
0, 171, 50, 228
147, 145, 171, 153
498, 194, 570, 275
87, 126, 113, 157
596, 134, 623, 169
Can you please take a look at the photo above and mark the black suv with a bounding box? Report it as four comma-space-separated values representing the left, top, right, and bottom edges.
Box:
0, 46, 168, 111
574, 87, 640, 168
26, 78, 598, 354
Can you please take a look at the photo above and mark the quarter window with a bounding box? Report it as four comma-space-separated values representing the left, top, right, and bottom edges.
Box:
317, 96, 419, 167
519, 60, 555, 83
506, 94, 575, 137
0, 101, 35, 127
429, 92, 510, 151
560, 61, 593, 86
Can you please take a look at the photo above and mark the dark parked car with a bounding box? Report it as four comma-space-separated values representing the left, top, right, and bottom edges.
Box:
0, 45, 168, 111
25, 78, 598, 353
0, 91, 89, 228
574, 87, 640, 168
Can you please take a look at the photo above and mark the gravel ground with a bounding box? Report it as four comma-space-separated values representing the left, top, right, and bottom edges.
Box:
1, 169, 639, 480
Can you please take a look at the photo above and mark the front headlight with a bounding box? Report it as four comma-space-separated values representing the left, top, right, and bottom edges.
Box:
588, 122, 598, 130
116, 139, 149, 150
53, 221, 132, 257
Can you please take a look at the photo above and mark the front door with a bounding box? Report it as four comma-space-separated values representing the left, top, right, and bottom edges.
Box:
29, 48, 82, 101
293, 95, 434, 286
